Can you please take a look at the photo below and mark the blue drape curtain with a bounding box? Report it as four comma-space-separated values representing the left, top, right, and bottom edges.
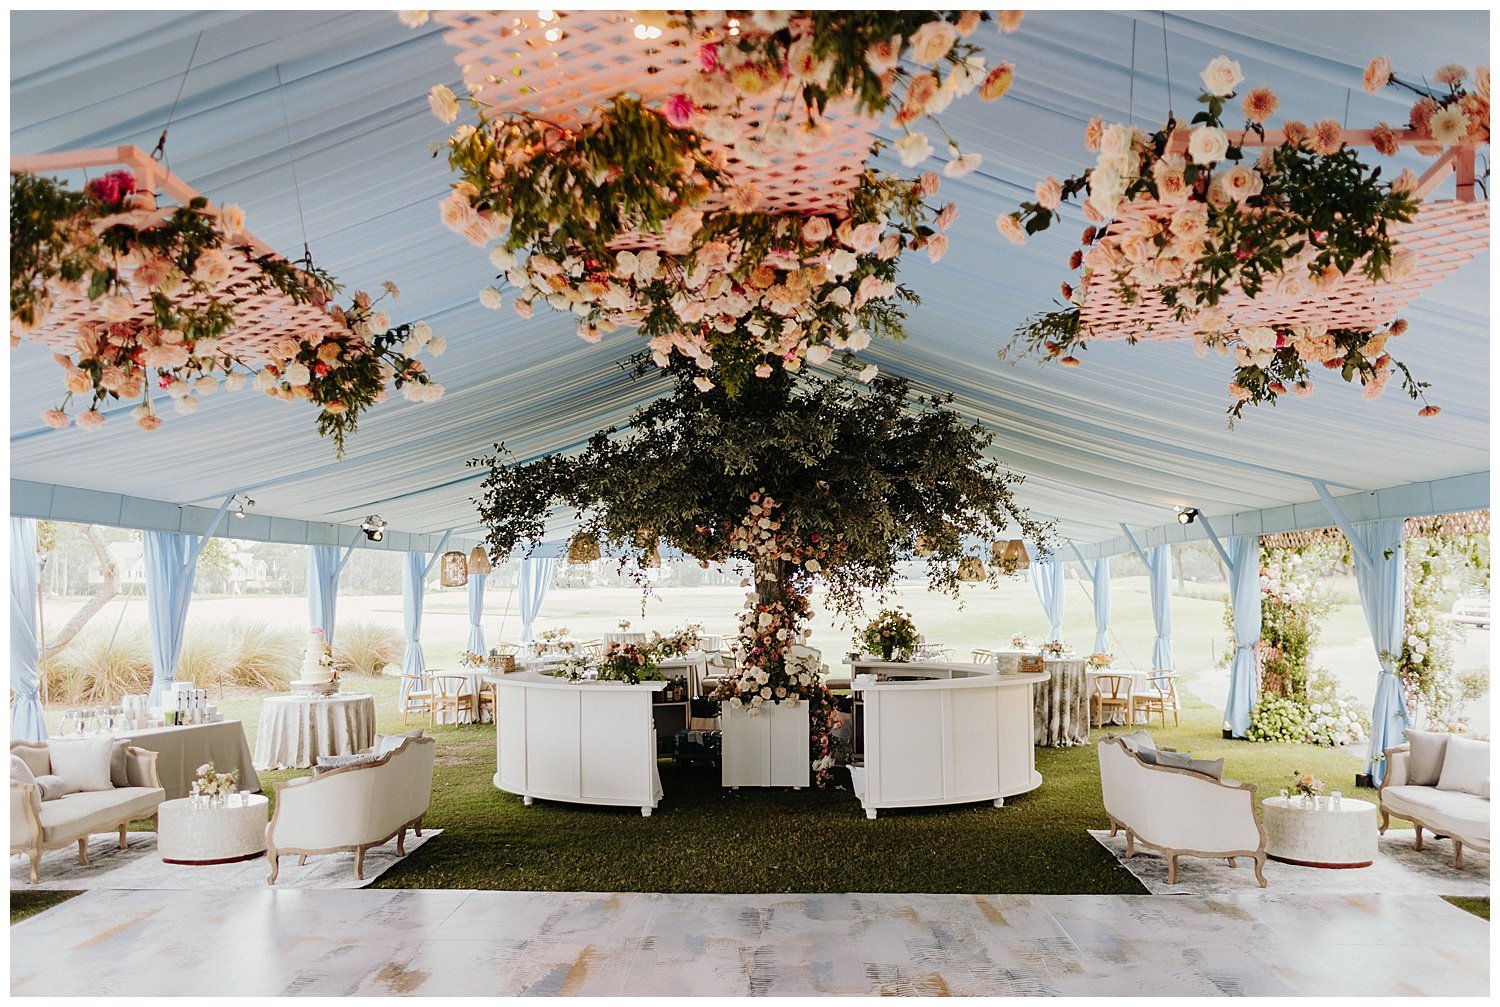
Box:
1147, 545, 1174, 670
401, 551, 427, 698
307, 544, 342, 644
518, 557, 556, 643
1351, 519, 1408, 785
466, 574, 487, 654
11, 518, 48, 742
144, 530, 200, 706
1088, 556, 1110, 653
1031, 557, 1065, 641
1223, 535, 1262, 738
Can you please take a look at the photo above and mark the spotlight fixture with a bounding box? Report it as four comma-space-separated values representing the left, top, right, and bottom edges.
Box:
360, 514, 388, 542
1175, 507, 1199, 526
232, 494, 255, 518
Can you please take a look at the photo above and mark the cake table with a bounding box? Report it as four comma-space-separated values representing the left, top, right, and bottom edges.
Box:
252, 693, 376, 770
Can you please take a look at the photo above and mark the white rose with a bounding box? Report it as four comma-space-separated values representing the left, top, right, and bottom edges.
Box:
428, 84, 459, 124
479, 286, 502, 309
283, 362, 311, 387
894, 131, 933, 167
1200, 55, 1244, 97
224, 372, 247, 392
1188, 125, 1230, 165
489, 246, 516, 270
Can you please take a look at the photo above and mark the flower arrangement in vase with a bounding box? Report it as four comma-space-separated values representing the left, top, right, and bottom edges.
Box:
1086, 652, 1114, 671
10, 171, 442, 452
596, 642, 666, 685
1290, 770, 1325, 807
1041, 640, 1069, 658
194, 762, 237, 804
1001, 55, 1446, 418
653, 623, 705, 656
1010, 632, 1030, 650
862, 608, 919, 662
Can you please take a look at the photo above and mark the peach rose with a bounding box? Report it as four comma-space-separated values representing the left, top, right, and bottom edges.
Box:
1363, 56, 1391, 95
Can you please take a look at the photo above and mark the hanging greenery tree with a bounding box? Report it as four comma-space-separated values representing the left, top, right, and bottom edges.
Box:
472, 361, 1049, 783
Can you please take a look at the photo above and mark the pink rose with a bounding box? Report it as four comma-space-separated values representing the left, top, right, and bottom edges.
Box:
663, 94, 696, 129
42, 409, 70, 429
85, 170, 136, 207
698, 43, 720, 73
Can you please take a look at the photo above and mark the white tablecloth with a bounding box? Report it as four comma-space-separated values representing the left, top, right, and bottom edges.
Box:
252, 693, 376, 770
430, 669, 489, 725
115, 720, 260, 800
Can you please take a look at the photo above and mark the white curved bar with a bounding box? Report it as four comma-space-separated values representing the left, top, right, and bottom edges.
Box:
850, 667, 1046, 819
488, 672, 664, 816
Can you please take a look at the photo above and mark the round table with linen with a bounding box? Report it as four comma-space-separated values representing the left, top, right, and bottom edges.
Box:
252, 693, 376, 770
1033, 657, 1089, 747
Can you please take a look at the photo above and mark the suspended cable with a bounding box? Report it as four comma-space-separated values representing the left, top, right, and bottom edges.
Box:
1160, 11, 1173, 118
1128, 19, 1138, 124
274, 63, 313, 267
152, 30, 204, 166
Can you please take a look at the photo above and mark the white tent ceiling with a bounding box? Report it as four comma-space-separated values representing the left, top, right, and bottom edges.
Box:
8, 9, 1490, 552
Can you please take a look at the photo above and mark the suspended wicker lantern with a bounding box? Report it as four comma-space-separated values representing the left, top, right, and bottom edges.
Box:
956, 555, 986, 582
913, 535, 934, 558
440, 550, 469, 587
642, 541, 661, 568
995, 539, 1030, 573
468, 546, 492, 575
567, 531, 601, 564
633, 529, 661, 568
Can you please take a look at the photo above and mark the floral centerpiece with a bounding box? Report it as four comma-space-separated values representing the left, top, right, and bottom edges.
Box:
1363, 58, 1489, 153
536, 627, 577, 655
1041, 640, 1068, 658
1010, 632, 1030, 649
1086, 652, 1114, 670
1290, 770, 1325, 798
616, 619, 633, 631
10, 171, 443, 453
861, 608, 919, 662
653, 624, 705, 656
419, 10, 1025, 393
1001, 55, 1444, 418
194, 762, 237, 802
596, 642, 666, 685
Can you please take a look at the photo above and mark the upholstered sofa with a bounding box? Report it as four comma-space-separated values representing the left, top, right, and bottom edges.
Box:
10, 739, 166, 883
1098, 734, 1267, 887
265, 734, 435, 884
1378, 731, 1490, 868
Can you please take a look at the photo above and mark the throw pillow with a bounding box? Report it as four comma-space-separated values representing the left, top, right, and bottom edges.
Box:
45, 736, 115, 794
1436, 735, 1490, 798
11, 744, 50, 779
1117, 730, 1157, 763
34, 775, 69, 801
111, 739, 133, 788
313, 753, 377, 776
373, 729, 424, 758
10, 754, 36, 786
1405, 731, 1450, 786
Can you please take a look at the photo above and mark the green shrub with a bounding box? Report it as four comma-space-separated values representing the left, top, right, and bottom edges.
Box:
1246, 692, 1311, 743
334, 620, 405, 677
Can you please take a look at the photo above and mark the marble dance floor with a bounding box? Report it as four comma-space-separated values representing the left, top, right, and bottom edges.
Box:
10, 888, 1489, 997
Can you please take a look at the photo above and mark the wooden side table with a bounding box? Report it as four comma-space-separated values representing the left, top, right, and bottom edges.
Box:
157, 795, 269, 865
1263, 796, 1378, 868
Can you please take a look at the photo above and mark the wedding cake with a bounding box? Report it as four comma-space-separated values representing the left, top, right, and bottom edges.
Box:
292, 628, 338, 695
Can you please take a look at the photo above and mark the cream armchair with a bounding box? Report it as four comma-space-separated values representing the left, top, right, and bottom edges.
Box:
1097, 735, 1267, 887
265, 735, 435, 884
10, 740, 165, 884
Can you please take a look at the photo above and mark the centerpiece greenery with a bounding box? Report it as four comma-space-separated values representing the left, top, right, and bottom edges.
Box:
473, 361, 1049, 785
596, 642, 666, 685
999, 55, 1436, 418
1289, 770, 1325, 798
10, 170, 442, 453
861, 608, 919, 661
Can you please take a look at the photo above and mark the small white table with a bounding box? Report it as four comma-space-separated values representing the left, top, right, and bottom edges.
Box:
253, 693, 376, 770
157, 795, 269, 865
1263, 796, 1378, 868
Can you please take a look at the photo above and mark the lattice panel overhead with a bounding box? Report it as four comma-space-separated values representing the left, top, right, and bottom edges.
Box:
1079, 199, 1489, 340
433, 9, 879, 221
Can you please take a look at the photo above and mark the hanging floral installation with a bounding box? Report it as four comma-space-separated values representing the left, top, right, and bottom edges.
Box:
472, 362, 1049, 785
1001, 55, 1489, 419
412, 9, 1023, 393
1364, 58, 1490, 156
10, 158, 443, 453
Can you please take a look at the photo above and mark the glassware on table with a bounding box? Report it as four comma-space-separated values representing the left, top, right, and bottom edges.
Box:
1279, 788, 1289, 800
1332, 791, 1343, 810
190, 781, 202, 808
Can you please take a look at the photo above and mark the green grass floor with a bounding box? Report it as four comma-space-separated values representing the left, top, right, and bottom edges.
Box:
14, 673, 1485, 925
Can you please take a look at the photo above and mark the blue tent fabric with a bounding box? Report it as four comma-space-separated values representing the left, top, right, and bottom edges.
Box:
466, 574, 486, 654
1088, 556, 1110, 654
401, 551, 428, 697
11, 518, 48, 742
1350, 519, 1409, 785
307, 544, 342, 643
1147, 545, 1174, 671
1223, 535, 1262, 738
518, 557, 556, 643
1031, 557, 1065, 642
143, 530, 199, 706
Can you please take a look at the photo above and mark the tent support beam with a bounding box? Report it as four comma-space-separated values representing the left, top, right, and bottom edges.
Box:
1119, 523, 1149, 567
1196, 514, 1233, 568
1312, 481, 1376, 571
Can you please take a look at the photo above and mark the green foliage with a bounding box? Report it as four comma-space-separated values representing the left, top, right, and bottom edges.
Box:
861, 607, 920, 660
1398, 533, 1490, 731
473, 363, 1050, 621
1246, 692, 1312, 744
1249, 545, 1337, 703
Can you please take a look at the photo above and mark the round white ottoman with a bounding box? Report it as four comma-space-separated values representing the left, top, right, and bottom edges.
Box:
1263, 796, 1378, 868
157, 795, 269, 865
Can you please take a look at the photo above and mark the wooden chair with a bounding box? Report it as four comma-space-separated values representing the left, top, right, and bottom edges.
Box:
1133, 671, 1180, 727
476, 679, 497, 724
431, 673, 476, 725
400, 673, 434, 726
970, 648, 993, 663
1091, 674, 1134, 728
583, 639, 603, 659
492, 642, 521, 656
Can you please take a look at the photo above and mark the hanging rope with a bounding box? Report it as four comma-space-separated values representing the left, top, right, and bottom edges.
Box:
1160, 11, 1173, 118
152, 30, 204, 166
1128, 19, 1138, 124
274, 63, 313, 268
